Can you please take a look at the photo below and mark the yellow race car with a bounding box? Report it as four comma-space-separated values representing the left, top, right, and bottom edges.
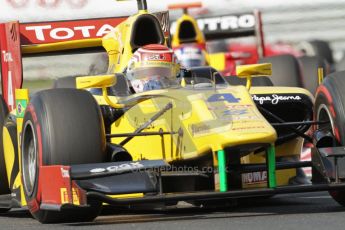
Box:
0, 0, 344, 224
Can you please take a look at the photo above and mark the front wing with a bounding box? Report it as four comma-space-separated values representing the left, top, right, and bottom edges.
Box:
35, 147, 345, 212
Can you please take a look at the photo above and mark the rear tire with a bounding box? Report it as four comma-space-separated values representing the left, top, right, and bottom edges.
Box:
298, 56, 329, 94
297, 40, 334, 66
21, 88, 106, 223
258, 54, 302, 87
315, 71, 345, 205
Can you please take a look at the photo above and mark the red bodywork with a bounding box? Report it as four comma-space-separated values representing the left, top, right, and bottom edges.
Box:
0, 22, 23, 110
228, 42, 304, 67
0, 17, 127, 110
39, 166, 87, 210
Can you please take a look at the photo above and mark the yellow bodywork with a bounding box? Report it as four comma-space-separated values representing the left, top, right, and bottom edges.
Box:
76, 74, 116, 89
237, 63, 272, 90
171, 11, 230, 72
102, 9, 167, 73
171, 13, 206, 48
2, 89, 29, 206
237, 63, 272, 78
21, 38, 102, 54
208, 53, 226, 71
92, 85, 277, 161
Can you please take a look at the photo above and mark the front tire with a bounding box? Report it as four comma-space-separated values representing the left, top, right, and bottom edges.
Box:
21, 88, 106, 223
315, 71, 345, 205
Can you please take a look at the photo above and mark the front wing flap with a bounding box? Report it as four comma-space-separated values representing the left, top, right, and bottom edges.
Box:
70, 160, 168, 179
39, 160, 168, 211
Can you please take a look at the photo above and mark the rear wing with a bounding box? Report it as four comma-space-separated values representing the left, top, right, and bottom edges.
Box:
171, 10, 265, 57
0, 11, 169, 110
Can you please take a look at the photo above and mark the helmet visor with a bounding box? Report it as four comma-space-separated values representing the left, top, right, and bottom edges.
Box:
127, 65, 179, 93
127, 66, 177, 81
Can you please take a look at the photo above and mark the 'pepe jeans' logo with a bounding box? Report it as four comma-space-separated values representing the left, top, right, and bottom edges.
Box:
252, 94, 302, 105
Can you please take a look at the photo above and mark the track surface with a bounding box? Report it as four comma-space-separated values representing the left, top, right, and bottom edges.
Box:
1, 192, 344, 230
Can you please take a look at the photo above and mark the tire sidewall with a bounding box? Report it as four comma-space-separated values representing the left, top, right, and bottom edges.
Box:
315, 83, 345, 145
21, 103, 45, 217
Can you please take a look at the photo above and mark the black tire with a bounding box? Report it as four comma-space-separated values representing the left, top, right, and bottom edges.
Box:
21, 88, 106, 223
298, 40, 334, 66
314, 71, 345, 205
0, 95, 10, 213
53, 76, 78, 88
298, 55, 329, 94
258, 54, 302, 87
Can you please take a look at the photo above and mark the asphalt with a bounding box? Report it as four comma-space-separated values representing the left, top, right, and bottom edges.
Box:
1, 192, 345, 230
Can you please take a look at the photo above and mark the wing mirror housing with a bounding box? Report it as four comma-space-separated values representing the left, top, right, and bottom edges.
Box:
76, 74, 125, 109
76, 74, 116, 89
236, 63, 272, 89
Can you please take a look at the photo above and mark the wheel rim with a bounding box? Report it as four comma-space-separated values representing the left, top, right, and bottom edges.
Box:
22, 121, 37, 197
316, 104, 335, 135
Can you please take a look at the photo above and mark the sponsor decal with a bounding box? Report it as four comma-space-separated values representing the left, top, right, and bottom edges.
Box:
231, 115, 259, 121
16, 99, 27, 118
90, 162, 144, 174
231, 125, 265, 131
2, 51, 13, 62
145, 54, 167, 61
60, 187, 79, 204
72, 188, 80, 205
207, 93, 240, 103
190, 123, 211, 136
226, 104, 252, 109
175, 46, 203, 57
197, 14, 255, 32
60, 167, 70, 178
23, 23, 114, 42
19, 11, 169, 44
223, 108, 248, 116
242, 171, 267, 185
208, 104, 252, 111
252, 94, 302, 105
60, 188, 69, 204
189, 120, 232, 137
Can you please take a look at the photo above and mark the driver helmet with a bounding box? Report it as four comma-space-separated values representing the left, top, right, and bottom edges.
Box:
126, 44, 180, 93
174, 44, 207, 68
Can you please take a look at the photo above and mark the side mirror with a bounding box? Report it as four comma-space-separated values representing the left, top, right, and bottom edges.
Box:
76, 74, 125, 109
76, 75, 116, 89
236, 63, 272, 89
236, 63, 272, 77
